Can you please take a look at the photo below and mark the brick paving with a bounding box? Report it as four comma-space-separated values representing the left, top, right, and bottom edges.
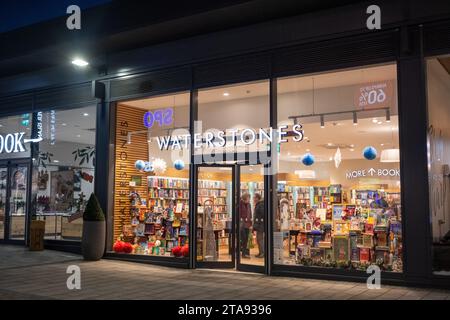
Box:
0, 245, 449, 300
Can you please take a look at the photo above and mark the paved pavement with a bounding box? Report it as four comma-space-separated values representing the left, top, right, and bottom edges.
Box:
0, 245, 449, 300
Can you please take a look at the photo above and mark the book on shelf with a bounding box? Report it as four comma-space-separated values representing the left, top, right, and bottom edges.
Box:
148, 176, 189, 189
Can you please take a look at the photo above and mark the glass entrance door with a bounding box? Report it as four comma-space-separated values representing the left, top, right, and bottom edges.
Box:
237, 164, 266, 272
196, 165, 235, 267
0, 161, 29, 242
195, 163, 266, 273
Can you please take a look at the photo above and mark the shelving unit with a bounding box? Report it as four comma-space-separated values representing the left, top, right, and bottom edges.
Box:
197, 179, 232, 261
313, 186, 329, 208
329, 184, 342, 204
121, 176, 191, 256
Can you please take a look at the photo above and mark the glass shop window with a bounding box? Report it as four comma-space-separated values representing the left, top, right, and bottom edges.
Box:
112, 92, 191, 257
426, 56, 450, 275
274, 64, 403, 272
32, 106, 97, 241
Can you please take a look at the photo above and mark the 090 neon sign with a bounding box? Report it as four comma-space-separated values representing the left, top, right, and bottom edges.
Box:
143, 108, 173, 128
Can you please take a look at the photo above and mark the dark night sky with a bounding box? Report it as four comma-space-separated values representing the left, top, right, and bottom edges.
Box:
0, 0, 111, 32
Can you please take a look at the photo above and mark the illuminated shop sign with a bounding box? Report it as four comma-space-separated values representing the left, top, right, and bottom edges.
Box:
0, 132, 26, 154
346, 168, 400, 179
143, 108, 174, 128
156, 125, 304, 150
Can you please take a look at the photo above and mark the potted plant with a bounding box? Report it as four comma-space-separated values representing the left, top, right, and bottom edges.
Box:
81, 194, 105, 260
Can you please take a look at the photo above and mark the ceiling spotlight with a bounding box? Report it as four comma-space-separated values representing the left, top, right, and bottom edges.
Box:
83, 113, 89, 117
320, 115, 325, 128
61, 123, 67, 126
76, 134, 81, 138
223, 92, 230, 97
377, 121, 382, 125
353, 112, 358, 126
71, 58, 89, 67
386, 109, 391, 122
53, 160, 60, 163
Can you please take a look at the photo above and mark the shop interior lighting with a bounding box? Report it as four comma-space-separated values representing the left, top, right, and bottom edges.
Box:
289, 107, 390, 128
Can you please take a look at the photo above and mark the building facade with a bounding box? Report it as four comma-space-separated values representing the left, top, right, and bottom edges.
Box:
0, 1, 450, 288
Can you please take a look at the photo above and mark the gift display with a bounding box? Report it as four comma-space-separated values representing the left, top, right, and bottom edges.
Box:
279, 183, 402, 272
115, 176, 190, 257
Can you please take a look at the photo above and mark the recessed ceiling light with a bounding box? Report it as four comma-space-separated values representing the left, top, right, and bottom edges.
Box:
381, 143, 384, 146
350, 144, 355, 148
61, 123, 67, 126
72, 58, 89, 67
53, 160, 60, 163
223, 92, 230, 97
377, 121, 382, 125
329, 157, 333, 161
76, 134, 81, 138
0, 124, 3, 127
306, 149, 310, 152
372, 118, 378, 123
327, 142, 333, 146
287, 152, 291, 156
83, 113, 89, 117
350, 148, 355, 152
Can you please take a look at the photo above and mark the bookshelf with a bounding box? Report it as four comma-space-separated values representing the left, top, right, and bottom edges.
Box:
313, 186, 329, 208
122, 176, 191, 255
329, 184, 342, 204
197, 179, 232, 261
294, 186, 312, 213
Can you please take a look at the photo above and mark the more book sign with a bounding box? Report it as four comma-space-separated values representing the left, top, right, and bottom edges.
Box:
346, 168, 400, 179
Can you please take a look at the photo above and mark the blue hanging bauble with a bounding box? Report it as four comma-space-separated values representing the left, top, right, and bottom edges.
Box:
301, 153, 315, 166
174, 159, 185, 170
135, 160, 146, 171
363, 146, 377, 160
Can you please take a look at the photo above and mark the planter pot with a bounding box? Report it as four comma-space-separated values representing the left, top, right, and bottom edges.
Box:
82, 220, 106, 261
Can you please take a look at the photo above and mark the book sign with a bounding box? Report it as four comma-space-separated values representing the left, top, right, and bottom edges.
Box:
354, 80, 393, 109
346, 168, 400, 179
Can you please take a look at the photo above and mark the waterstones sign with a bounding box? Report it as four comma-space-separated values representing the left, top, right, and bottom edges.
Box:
346, 168, 400, 179
155, 125, 304, 150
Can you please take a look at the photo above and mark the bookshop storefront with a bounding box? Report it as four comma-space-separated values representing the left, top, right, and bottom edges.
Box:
2, 8, 450, 288
102, 21, 450, 287
107, 61, 409, 279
